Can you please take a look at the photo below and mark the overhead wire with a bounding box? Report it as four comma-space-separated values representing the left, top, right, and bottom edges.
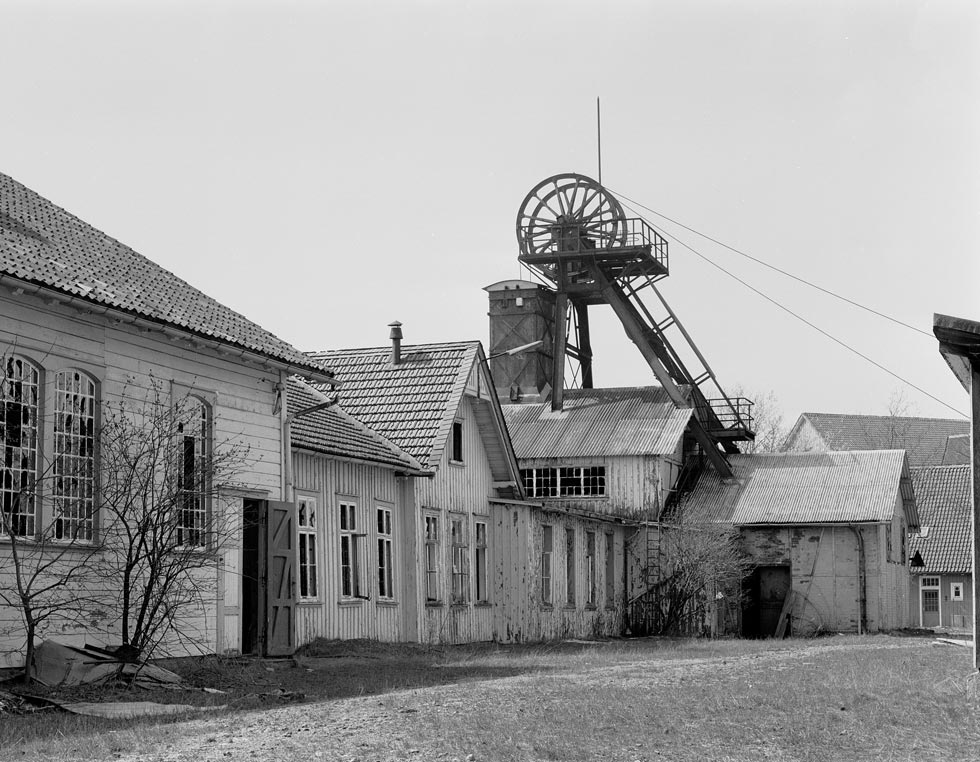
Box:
608, 188, 935, 339
613, 197, 968, 419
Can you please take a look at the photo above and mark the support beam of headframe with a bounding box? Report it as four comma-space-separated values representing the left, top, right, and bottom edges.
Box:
574, 301, 594, 389
591, 265, 734, 478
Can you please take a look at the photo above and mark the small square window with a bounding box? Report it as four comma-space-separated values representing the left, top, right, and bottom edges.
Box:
951, 583, 964, 601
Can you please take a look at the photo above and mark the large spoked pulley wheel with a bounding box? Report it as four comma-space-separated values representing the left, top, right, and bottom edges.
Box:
516, 173, 627, 259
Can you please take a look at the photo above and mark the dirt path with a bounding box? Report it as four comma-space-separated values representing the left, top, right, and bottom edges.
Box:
101, 639, 930, 762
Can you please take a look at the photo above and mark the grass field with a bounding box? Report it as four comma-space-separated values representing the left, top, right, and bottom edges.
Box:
2, 635, 977, 761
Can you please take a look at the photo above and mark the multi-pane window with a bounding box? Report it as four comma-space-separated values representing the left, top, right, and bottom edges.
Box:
585, 531, 597, 606
298, 496, 318, 600
475, 521, 488, 604
541, 524, 553, 606
1, 356, 40, 538
424, 514, 440, 603
340, 502, 362, 598
177, 398, 209, 548
451, 515, 470, 604
377, 507, 394, 600
605, 533, 616, 606
521, 466, 605, 498
565, 527, 576, 605
53, 370, 97, 542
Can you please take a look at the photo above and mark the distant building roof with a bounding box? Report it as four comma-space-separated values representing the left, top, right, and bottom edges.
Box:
678, 450, 918, 528
287, 377, 426, 474
785, 412, 969, 467
502, 387, 691, 460
308, 342, 517, 479
0, 172, 331, 380
909, 465, 972, 575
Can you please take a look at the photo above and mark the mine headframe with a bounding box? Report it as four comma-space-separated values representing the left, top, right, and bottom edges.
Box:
515, 172, 754, 478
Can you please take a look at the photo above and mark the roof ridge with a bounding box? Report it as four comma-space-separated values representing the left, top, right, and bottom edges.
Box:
803, 411, 967, 424
309, 340, 481, 357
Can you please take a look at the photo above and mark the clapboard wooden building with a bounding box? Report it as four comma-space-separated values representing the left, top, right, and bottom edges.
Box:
0, 172, 336, 666
285, 376, 431, 647
310, 335, 535, 644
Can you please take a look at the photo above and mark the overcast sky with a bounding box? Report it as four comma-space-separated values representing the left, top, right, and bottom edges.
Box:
3, 0, 977, 424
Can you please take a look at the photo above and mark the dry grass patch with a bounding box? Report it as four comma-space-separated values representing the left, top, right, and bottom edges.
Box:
2, 635, 977, 762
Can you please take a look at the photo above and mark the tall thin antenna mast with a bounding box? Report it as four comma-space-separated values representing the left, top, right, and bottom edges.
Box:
596, 97, 602, 186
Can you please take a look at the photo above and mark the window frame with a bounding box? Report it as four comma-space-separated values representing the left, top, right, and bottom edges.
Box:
565, 526, 576, 607
604, 532, 616, 608
450, 420, 464, 463
520, 466, 606, 498
424, 512, 441, 604
52, 368, 98, 543
175, 394, 212, 549
474, 519, 488, 604
297, 494, 319, 601
585, 531, 597, 608
1, 354, 41, 539
377, 506, 395, 602
339, 500, 364, 600
950, 582, 964, 601
450, 513, 470, 605
541, 524, 553, 607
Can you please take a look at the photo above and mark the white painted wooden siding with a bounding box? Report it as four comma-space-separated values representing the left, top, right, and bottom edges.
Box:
0, 291, 285, 666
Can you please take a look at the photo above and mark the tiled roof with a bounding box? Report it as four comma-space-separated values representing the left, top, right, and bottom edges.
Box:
790, 412, 969, 467
502, 387, 691, 459
307, 342, 479, 468
287, 377, 426, 473
0, 172, 331, 379
678, 450, 917, 527
909, 465, 972, 574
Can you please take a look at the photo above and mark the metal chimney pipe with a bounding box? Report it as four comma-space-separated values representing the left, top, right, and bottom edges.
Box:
389, 321, 403, 365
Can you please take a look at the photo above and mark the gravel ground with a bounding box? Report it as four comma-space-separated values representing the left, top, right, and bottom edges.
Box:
101, 639, 941, 762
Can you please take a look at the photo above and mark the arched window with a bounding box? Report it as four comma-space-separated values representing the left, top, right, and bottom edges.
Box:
177, 397, 210, 548
1, 356, 40, 537
53, 369, 97, 542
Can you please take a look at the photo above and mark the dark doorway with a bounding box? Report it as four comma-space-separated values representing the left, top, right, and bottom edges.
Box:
743, 566, 791, 638
240, 499, 297, 657
241, 499, 263, 655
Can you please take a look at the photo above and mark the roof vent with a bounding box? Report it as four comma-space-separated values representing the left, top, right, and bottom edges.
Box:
389, 321, 403, 365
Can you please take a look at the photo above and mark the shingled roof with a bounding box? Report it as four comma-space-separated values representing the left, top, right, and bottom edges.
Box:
909, 465, 972, 574
678, 450, 919, 528
0, 172, 332, 380
308, 342, 484, 470
785, 412, 969, 467
502, 387, 691, 459
287, 377, 426, 474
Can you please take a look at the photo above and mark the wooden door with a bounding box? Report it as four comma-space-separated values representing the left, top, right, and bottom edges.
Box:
266, 500, 297, 656
744, 566, 791, 638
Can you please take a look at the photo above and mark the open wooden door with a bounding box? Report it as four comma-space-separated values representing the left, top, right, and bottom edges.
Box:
266, 500, 297, 656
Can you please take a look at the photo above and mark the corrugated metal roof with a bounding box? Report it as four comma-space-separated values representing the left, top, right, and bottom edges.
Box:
909, 465, 972, 574
789, 412, 969, 467
0, 172, 330, 379
502, 387, 691, 459
678, 450, 916, 526
307, 342, 478, 469
287, 377, 425, 473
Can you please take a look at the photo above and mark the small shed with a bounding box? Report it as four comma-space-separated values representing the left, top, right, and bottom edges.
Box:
679, 451, 919, 636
